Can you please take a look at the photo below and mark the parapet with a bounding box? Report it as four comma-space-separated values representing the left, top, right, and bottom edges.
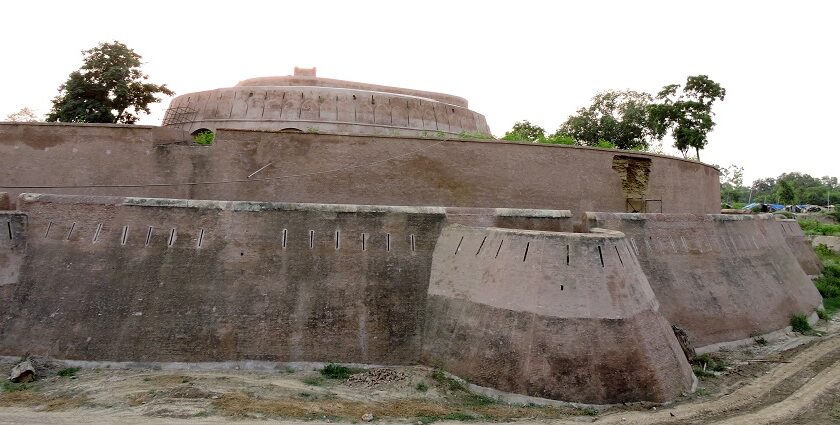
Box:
162, 68, 490, 137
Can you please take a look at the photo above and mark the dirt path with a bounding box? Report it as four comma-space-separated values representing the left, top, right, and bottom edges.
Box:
1, 331, 839, 424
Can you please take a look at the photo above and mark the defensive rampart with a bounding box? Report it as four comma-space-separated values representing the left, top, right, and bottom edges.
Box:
778, 218, 824, 275
0, 194, 449, 363
584, 213, 823, 348
0, 123, 721, 215
421, 225, 694, 403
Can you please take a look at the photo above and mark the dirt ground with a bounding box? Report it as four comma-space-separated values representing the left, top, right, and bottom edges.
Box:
2, 318, 839, 425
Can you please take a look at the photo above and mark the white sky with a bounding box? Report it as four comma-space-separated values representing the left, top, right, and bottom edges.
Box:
2, 0, 837, 185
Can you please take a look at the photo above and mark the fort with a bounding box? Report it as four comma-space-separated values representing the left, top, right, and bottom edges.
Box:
0, 69, 824, 405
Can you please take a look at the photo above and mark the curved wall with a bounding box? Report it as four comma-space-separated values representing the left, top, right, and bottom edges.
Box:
0, 123, 721, 215
584, 213, 823, 348
422, 225, 694, 403
162, 86, 490, 137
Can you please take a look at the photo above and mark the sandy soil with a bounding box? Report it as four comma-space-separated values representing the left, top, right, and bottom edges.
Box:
2, 318, 839, 425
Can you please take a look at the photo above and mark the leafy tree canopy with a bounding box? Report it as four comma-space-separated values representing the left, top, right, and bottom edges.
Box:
47, 41, 173, 124
501, 120, 545, 142
558, 90, 655, 150
648, 75, 726, 160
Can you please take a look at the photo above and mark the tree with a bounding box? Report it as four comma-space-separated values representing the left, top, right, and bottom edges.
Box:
648, 75, 726, 161
776, 179, 797, 204
501, 120, 545, 142
558, 90, 657, 150
47, 41, 173, 124
5, 107, 40, 122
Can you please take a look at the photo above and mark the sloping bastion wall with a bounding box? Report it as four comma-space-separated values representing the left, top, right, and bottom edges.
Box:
584, 213, 824, 349
0, 193, 694, 404
0, 123, 720, 215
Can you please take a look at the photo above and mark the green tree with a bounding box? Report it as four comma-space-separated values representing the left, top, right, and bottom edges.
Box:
558, 90, 656, 150
776, 179, 797, 204
47, 41, 173, 124
648, 75, 726, 161
501, 120, 545, 142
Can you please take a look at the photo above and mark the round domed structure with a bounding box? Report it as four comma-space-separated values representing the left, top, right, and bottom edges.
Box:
162, 67, 491, 137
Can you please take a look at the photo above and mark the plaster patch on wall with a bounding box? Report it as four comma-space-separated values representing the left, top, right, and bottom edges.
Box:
611, 155, 652, 201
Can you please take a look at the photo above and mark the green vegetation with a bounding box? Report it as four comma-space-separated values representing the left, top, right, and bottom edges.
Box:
456, 131, 494, 140
753, 336, 768, 346
799, 219, 840, 236
319, 363, 363, 380
0, 381, 33, 392
559, 90, 656, 151
57, 367, 80, 377
431, 369, 467, 392
790, 313, 813, 334
691, 353, 726, 379
720, 171, 838, 207
193, 130, 215, 145
773, 211, 795, 219
814, 244, 840, 315
415, 382, 428, 392
47, 41, 173, 124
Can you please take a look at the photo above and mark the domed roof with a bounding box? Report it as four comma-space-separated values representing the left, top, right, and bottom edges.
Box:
162, 67, 490, 137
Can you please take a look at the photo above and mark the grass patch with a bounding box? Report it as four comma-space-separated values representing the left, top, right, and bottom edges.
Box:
0, 381, 32, 393
430, 369, 467, 392
457, 131, 494, 140
798, 219, 840, 236
415, 382, 428, 392
319, 363, 363, 380
301, 375, 325, 386
814, 244, 840, 316
753, 336, 768, 346
57, 367, 80, 377
691, 353, 727, 372
790, 313, 813, 333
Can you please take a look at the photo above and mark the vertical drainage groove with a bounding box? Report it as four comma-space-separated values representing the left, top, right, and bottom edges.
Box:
361, 233, 367, 251
335, 230, 340, 250
614, 245, 623, 266
6, 221, 11, 240
597, 246, 604, 267
145, 227, 153, 246
566, 244, 570, 265
410, 234, 416, 252
475, 236, 487, 256
386, 233, 391, 252
282, 229, 287, 248
454, 236, 464, 255
66, 223, 76, 240
93, 223, 102, 243
121, 225, 129, 246
197, 229, 205, 248
309, 230, 314, 249
44, 221, 53, 238
495, 239, 504, 258
168, 228, 176, 247
522, 242, 530, 262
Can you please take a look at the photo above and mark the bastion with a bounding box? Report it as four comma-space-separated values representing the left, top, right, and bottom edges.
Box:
0, 69, 824, 405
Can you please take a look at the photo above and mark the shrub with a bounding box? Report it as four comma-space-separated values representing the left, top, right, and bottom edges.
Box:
691, 353, 727, 372
774, 211, 794, 219
754, 336, 768, 346
415, 382, 428, 392
790, 314, 813, 333
192, 130, 215, 145
57, 367, 80, 377
319, 363, 362, 380
540, 134, 575, 145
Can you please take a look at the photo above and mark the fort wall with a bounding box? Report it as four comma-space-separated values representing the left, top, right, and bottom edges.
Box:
0, 194, 450, 364
0, 123, 721, 215
421, 225, 694, 403
584, 213, 823, 348
778, 218, 824, 275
